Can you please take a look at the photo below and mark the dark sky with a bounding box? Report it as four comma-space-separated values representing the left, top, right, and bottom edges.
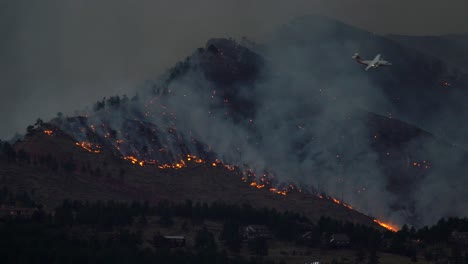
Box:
1, 0, 468, 139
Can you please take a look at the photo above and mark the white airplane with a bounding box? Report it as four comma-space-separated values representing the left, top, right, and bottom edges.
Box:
352, 53, 392, 71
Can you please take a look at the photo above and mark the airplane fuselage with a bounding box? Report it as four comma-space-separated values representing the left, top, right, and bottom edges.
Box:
352, 53, 392, 71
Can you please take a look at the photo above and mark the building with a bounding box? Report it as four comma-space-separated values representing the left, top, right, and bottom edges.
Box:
299, 230, 320, 246
163, 236, 186, 247
328, 233, 350, 247
0, 207, 38, 220
241, 225, 273, 241
152, 234, 186, 248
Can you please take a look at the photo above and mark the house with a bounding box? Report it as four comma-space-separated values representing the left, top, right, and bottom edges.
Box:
163, 236, 186, 247
299, 230, 320, 246
328, 233, 350, 247
0, 207, 38, 220
152, 234, 186, 248
241, 225, 273, 241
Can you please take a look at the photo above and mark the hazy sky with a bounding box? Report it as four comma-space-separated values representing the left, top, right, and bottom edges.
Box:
1, 0, 468, 139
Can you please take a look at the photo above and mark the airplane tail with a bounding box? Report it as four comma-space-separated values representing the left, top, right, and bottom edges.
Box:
351, 52, 362, 63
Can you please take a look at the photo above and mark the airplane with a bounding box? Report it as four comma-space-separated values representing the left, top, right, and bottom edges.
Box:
352, 53, 392, 71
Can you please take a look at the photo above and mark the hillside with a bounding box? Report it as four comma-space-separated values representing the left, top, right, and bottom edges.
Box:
3, 126, 387, 231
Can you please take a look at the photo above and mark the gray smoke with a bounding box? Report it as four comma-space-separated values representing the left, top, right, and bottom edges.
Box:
3, 0, 468, 140
9, 5, 467, 227
152, 36, 402, 224
144, 19, 468, 227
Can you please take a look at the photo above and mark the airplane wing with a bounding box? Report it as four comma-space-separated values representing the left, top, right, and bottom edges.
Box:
369, 54, 381, 66
359, 60, 372, 65
379, 60, 392, 66
354, 53, 391, 70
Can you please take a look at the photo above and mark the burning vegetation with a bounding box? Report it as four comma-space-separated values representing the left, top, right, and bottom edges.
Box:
373, 219, 398, 232
43, 130, 54, 136
69, 137, 400, 232
75, 142, 102, 154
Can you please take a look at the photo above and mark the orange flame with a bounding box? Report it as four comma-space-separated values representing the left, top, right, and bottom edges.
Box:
75, 142, 101, 153
43, 130, 53, 136
373, 219, 398, 232
268, 188, 287, 196
72, 146, 399, 231
329, 196, 353, 209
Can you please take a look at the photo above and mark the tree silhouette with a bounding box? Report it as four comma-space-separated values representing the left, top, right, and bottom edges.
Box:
220, 220, 242, 252
195, 226, 217, 252
248, 237, 268, 256
368, 250, 379, 264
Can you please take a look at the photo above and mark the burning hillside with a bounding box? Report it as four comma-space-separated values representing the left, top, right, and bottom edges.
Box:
10, 16, 468, 229
13, 116, 400, 232
6, 124, 401, 232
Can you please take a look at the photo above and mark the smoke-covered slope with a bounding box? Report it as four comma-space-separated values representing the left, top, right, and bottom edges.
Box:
387, 33, 468, 72
265, 15, 468, 149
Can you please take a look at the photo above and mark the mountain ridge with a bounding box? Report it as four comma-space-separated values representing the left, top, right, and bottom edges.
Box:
3, 15, 468, 227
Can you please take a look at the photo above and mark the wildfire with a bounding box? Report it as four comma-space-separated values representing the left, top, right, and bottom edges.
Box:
269, 188, 287, 196
75, 142, 101, 153
332, 197, 341, 204
329, 196, 353, 210
158, 159, 187, 169
43, 130, 54, 136
186, 154, 204, 163
373, 219, 398, 232
71, 140, 400, 232
124, 156, 145, 166
224, 164, 236, 171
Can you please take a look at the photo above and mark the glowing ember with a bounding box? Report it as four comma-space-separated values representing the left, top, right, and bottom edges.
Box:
373, 219, 398, 232
268, 188, 287, 196
158, 159, 187, 169
224, 164, 235, 171
75, 142, 101, 153
43, 130, 54, 136
124, 156, 138, 164
121, 156, 145, 166
327, 196, 353, 209
71, 144, 397, 230
411, 160, 431, 169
